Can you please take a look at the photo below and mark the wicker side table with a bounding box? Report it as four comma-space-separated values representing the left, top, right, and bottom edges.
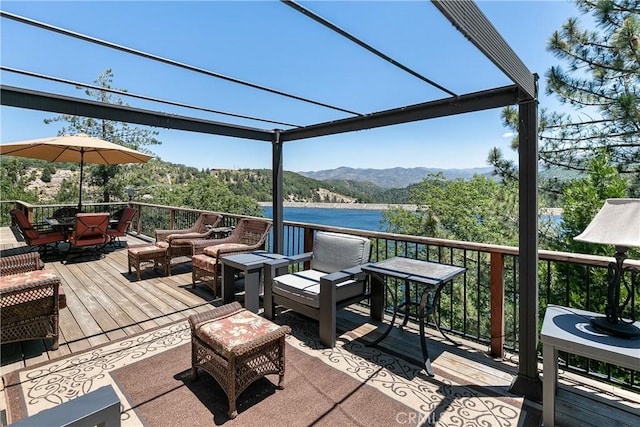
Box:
188, 302, 291, 419
127, 244, 169, 281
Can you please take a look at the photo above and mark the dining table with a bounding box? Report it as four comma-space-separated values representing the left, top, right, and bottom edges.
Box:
45, 213, 117, 240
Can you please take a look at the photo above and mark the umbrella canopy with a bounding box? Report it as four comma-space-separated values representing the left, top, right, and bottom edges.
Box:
0, 133, 153, 209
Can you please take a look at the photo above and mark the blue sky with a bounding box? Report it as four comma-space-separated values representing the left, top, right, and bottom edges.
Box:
1, 1, 584, 172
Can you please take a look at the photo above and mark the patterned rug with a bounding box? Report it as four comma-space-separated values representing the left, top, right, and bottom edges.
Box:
3, 311, 528, 426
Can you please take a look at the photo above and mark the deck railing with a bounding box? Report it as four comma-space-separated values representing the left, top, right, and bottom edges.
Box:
3, 200, 639, 391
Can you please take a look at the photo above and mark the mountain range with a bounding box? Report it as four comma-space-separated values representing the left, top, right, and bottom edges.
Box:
297, 166, 494, 188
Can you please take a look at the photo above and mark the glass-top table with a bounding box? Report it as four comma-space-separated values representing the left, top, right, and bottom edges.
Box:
362, 257, 466, 376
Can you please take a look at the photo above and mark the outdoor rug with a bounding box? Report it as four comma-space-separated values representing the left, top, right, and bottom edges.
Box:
3, 312, 528, 426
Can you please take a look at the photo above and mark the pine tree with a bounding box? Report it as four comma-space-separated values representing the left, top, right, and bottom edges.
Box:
44, 69, 161, 203
490, 0, 639, 190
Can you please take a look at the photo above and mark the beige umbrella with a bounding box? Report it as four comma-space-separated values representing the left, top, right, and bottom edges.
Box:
0, 133, 153, 210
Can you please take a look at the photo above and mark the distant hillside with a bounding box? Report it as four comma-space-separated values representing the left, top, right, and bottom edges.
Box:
298, 166, 494, 188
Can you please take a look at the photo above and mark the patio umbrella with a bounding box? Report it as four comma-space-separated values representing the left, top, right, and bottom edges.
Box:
0, 133, 153, 210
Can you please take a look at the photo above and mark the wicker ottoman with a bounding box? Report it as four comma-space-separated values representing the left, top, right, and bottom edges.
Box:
127, 244, 169, 281
189, 302, 291, 419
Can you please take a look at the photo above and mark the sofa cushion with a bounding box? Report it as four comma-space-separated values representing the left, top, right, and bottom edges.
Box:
203, 243, 250, 257
311, 232, 371, 273
271, 269, 365, 309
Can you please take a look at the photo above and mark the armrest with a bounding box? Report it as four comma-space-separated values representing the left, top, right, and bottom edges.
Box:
167, 229, 215, 244
321, 265, 365, 285
264, 252, 313, 275
0, 277, 60, 313
0, 253, 44, 275
155, 229, 182, 242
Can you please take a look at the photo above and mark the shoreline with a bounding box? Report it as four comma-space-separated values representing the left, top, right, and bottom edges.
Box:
259, 202, 564, 216
258, 202, 417, 211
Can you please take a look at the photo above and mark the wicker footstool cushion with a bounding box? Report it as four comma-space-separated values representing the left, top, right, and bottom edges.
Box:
189, 302, 291, 419
127, 245, 169, 281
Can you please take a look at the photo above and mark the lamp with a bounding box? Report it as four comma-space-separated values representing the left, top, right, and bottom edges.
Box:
574, 198, 640, 338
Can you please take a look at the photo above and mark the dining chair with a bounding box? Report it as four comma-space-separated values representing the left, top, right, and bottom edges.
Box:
10, 209, 66, 256
106, 207, 136, 248
64, 212, 111, 262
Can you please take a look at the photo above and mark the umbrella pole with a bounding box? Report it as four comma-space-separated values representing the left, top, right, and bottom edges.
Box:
78, 149, 84, 211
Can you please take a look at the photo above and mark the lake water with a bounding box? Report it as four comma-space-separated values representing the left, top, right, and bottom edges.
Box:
261, 206, 385, 232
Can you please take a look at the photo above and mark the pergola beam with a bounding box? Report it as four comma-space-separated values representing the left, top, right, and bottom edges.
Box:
280, 85, 520, 142
432, 0, 536, 99
0, 85, 274, 142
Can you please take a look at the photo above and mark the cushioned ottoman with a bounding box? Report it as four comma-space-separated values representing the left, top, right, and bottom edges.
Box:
127, 244, 169, 281
189, 302, 291, 419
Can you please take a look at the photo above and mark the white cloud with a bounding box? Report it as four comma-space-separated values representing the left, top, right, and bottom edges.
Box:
502, 132, 514, 138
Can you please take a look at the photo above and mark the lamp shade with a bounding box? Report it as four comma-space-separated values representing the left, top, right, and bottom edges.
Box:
574, 198, 640, 248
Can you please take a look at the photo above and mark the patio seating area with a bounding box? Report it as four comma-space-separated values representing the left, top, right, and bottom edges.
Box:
0, 226, 638, 426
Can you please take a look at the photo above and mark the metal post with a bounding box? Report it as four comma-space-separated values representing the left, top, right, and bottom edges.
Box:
272, 130, 284, 254
509, 78, 542, 401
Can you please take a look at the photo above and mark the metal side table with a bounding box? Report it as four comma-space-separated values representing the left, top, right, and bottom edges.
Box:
362, 257, 466, 376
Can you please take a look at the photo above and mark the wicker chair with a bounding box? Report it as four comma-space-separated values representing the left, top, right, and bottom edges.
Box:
190, 218, 272, 295
10, 209, 66, 255
154, 212, 223, 243
0, 252, 66, 350
154, 213, 224, 273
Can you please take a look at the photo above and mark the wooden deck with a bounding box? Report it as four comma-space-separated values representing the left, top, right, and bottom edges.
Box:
1, 227, 639, 427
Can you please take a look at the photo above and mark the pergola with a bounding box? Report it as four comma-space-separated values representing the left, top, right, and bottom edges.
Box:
0, 1, 541, 400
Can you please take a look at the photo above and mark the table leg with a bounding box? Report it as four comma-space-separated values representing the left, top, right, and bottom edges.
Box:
222, 263, 236, 304
543, 342, 558, 427
367, 273, 399, 347
418, 292, 435, 377
244, 267, 261, 313
423, 287, 461, 347
401, 280, 411, 328
370, 273, 384, 322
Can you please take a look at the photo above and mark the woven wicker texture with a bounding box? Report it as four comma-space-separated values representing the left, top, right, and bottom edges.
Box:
154, 213, 223, 273
190, 218, 272, 294
0, 253, 62, 350
189, 302, 290, 419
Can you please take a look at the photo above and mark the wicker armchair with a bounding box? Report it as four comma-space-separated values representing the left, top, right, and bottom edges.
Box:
154, 213, 224, 273
0, 252, 66, 350
154, 212, 223, 243
190, 218, 272, 295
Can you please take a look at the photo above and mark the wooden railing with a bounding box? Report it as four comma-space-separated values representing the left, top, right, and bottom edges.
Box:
3, 200, 639, 390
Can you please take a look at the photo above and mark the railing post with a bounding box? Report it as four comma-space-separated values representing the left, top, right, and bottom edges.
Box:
135, 204, 142, 235
490, 251, 504, 358
303, 227, 314, 270
169, 209, 176, 230
26, 206, 35, 224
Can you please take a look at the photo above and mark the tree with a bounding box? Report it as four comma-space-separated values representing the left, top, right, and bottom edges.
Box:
382, 173, 520, 246
490, 0, 639, 189
44, 69, 161, 203
150, 175, 262, 217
